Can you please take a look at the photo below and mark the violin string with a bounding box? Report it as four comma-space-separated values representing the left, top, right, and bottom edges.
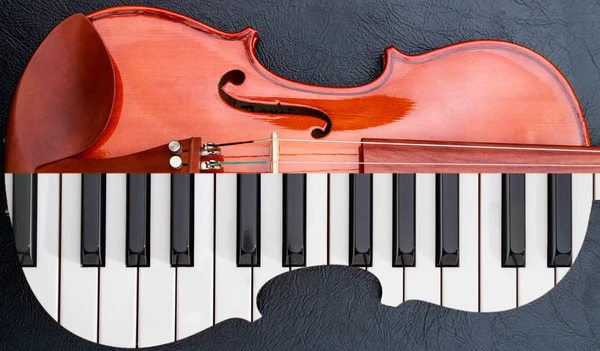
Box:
214, 137, 600, 154
214, 139, 271, 147
214, 160, 600, 167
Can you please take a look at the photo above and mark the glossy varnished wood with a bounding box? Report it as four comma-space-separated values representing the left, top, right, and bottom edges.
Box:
6, 6, 591, 173
82, 7, 587, 173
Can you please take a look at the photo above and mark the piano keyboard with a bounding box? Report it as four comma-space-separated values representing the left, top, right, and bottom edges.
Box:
4, 173, 597, 348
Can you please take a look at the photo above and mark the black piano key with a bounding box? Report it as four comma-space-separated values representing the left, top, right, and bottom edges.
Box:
13, 174, 37, 267
392, 174, 416, 267
283, 174, 306, 267
502, 174, 526, 268
81, 174, 106, 267
548, 174, 572, 267
237, 174, 260, 267
126, 174, 151, 267
349, 174, 373, 267
436, 174, 459, 267
171, 174, 194, 267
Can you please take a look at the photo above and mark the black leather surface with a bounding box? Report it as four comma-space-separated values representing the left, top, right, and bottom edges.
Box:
2, 0, 600, 350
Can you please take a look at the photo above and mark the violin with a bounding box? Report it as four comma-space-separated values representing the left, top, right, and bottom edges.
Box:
5, 6, 599, 174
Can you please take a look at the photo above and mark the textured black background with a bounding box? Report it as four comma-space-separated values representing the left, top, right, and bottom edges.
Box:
2, 0, 600, 350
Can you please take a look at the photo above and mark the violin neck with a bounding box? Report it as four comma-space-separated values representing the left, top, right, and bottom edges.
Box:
361, 139, 600, 173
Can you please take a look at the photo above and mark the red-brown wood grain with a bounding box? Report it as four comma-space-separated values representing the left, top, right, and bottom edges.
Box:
5, 6, 592, 173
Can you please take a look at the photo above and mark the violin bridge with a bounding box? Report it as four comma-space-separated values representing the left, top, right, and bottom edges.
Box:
270, 132, 279, 174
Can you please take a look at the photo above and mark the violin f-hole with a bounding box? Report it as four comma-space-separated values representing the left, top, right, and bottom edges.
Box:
218, 70, 332, 138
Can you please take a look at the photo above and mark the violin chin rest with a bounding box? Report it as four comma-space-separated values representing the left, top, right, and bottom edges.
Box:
5, 13, 115, 173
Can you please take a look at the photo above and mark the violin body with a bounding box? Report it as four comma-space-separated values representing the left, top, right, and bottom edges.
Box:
5, 6, 589, 173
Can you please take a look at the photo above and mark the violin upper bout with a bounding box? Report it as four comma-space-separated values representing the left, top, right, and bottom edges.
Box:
5, 13, 116, 172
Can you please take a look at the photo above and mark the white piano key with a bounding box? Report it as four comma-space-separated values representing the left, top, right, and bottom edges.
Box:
572, 174, 593, 258
24, 174, 60, 320
177, 174, 215, 339
138, 174, 175, 347
329, 174, 349, 265
557, 174, 592, 283
518, 174, 553, 306
442, 174, 478, 311
253, 174, 288, 320
60, 174, 98, 342
595, 174, 600, 200
305, 174, 328, 267
404, 174, 440, 305
98, 174, 136, 347
215, 174, 251, 323
370, 174, 402, 307
5, 173, 13, 222
479, 174, 516, 312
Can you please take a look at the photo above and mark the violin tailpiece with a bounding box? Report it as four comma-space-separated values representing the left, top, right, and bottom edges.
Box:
35, 138, 203, 173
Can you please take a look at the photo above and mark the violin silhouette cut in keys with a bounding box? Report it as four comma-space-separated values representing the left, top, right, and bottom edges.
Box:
4, 5, 600, 349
